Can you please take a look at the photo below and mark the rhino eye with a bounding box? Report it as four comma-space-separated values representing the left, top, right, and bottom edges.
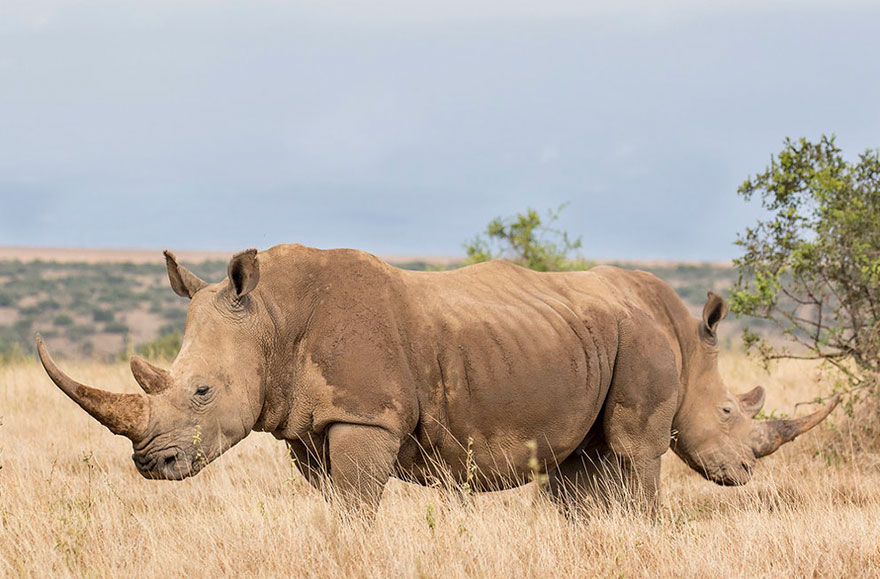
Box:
195, 385, 211, 397
722, 406, 732, 415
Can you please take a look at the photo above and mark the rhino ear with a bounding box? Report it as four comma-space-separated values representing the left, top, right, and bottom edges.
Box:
164, 250, 207, 299
738, 385, 766, 418
701, 291, 729, 337
227, 248, 260, 299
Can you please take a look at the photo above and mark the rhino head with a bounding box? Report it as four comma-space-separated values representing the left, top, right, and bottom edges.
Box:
671, 292, 839, 486
37, 249, 266, 480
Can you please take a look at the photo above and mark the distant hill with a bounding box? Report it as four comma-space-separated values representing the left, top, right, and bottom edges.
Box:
0, 248, 763, 361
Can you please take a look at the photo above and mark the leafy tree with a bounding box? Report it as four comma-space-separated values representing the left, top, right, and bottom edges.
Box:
731, 135, 880, 392
464, 204, 590, 272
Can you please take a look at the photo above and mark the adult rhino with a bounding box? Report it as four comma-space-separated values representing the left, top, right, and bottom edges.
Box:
36, 244, 838, 514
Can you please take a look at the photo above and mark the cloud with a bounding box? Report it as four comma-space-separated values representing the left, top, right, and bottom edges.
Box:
1, 0, 878, 259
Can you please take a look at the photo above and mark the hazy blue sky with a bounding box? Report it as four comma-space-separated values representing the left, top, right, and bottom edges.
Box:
1, 0, 879, 260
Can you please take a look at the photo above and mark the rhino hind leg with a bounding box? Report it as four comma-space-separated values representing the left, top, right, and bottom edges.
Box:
326, 423, 401, 517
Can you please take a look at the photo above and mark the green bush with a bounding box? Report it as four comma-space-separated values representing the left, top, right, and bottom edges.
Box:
162, 308, 186, 323
136, 331, 181, 360
0, 342, 29, 364
732, 135, 880, 390
53, 314, 74, 327
92, 309, 114, 322
37, 298, 61, 311
104, 321, 129, 334
465, 204, 590, 272
66, 324, 95, 341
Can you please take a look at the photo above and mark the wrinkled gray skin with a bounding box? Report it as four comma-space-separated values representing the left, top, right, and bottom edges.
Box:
37, 244, 839, 514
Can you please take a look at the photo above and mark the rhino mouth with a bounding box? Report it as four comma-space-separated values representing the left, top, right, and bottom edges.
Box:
132, 436, 229, 480
132, 447, 204, 480
701, 462, 753, 487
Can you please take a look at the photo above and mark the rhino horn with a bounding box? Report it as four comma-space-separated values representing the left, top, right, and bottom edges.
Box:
37, 334, 149, 441
751, 394, 840, 458
130, 356, 172, 395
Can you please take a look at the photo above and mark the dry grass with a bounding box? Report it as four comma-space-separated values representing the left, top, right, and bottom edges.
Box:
1, 353, 879, 578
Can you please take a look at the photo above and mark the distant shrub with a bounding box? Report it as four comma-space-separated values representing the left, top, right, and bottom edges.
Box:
92, 309, 114, 322
67, 324, 96, 341
37, 299, 61, 311
104, 321, 129, 334
53, 314, 74, 327
674, 285, 706, 302
13, 318, 32, 333
393, 261, 443, 271
136, 331, 181, 360
162, 308, 186, 322
0, 342, 28, 364
0, 292, 12, 307
158, 323, 181, 336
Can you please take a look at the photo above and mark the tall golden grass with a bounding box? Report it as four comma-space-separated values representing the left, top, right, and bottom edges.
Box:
1, 353, 879, 578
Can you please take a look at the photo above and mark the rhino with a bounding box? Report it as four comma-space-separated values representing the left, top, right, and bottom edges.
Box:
36, 244, 839, 513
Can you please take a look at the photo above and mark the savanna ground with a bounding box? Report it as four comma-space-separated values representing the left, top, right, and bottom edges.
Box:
2, 353, 879, 578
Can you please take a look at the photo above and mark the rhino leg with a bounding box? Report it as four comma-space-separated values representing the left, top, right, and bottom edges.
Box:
286, 434, 329, 493
549, 314, 678, 516
545, 447, 606, 514
599, 451, 663, 515
327, 423, 401, 516
547, 447, 662, 516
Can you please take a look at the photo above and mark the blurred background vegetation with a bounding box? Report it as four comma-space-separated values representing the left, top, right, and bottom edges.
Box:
0, 254, 753, 364
0, 260, 226, 362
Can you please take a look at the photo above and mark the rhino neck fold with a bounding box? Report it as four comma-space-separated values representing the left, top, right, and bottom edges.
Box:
248, 252, 324, 437
629, 294, 705, 437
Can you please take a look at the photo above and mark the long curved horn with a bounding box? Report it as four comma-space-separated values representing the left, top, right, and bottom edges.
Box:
751, 394, 840, 458
36, 334, 149, 441
130, 356, 171, 395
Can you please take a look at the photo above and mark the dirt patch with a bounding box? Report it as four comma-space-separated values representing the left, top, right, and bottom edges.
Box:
122, 308, 168, 346
0, 306, 17, 324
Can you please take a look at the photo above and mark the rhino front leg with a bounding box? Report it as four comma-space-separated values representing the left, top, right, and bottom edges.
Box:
549, 314, 677, 517
598, 313, 679, 515
327, 423, 401, 516
286, 434, 329, 492
547, 447, 662, 516
600, 451, 663, 515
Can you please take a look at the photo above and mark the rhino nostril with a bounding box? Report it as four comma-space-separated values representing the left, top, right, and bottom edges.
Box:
133, 453, 153, 469
163, 455, 177, 467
